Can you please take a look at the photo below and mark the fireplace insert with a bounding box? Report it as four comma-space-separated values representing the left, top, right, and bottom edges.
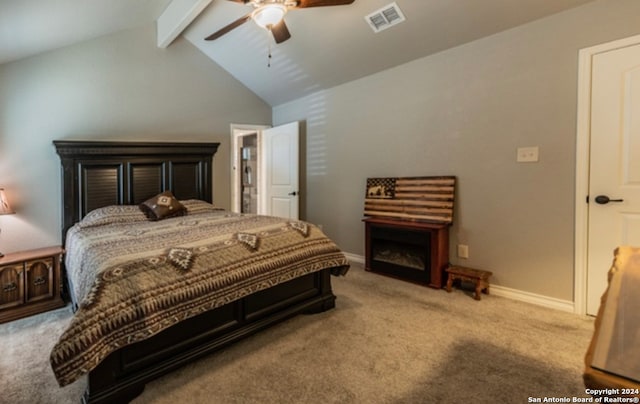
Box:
370, 225, 430, 282
363, 217, 449, 288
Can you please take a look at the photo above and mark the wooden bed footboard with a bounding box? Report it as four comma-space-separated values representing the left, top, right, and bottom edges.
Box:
83, 268, 337, 404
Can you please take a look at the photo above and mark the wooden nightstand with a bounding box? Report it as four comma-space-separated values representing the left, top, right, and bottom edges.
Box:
0, 246, 65, 323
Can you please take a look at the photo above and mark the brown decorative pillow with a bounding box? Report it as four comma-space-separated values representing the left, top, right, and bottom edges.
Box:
139, 191, 186, 221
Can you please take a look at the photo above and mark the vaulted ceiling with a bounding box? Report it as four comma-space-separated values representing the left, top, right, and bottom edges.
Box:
0, 0, 596, 106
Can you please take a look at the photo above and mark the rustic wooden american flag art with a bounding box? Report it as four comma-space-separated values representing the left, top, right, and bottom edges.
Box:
364, 176, 456, 224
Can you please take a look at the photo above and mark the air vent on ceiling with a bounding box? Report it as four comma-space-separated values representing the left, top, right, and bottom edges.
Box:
365, 2, 406, 33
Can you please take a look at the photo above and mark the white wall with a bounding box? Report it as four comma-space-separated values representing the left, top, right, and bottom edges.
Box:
0, 24, 271, 254
273, 0, 640, 301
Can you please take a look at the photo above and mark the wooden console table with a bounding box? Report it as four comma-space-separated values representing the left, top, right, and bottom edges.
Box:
363, 217, 449, 288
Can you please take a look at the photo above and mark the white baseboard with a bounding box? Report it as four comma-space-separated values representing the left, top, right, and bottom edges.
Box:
343, 252, 365, 265
342, 253, 575, 313
490, 285, 575, 313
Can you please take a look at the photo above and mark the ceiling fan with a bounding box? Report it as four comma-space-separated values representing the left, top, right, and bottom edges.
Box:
204, 0, 356, 44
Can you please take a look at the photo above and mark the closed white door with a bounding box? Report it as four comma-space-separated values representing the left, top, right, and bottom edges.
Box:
587, 43, 640, 315
262, 122, 299, 219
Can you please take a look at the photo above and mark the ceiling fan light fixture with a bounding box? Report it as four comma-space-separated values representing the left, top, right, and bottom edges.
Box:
252, 4, 287, 29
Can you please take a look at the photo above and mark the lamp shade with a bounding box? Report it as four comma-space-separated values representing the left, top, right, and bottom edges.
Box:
0, 188, 14, 215
252, 4, 286, 29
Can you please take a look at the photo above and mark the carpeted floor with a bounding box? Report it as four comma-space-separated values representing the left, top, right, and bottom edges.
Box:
0, 263, 595, 404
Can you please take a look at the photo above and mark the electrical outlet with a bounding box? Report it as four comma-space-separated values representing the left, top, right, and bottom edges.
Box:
517, 146, 539, 163
457, 244, 469, 259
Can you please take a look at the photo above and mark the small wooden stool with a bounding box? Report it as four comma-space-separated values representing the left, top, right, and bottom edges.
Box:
445, 265, 492, 300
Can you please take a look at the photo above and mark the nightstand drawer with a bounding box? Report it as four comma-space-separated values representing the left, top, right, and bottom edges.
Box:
0, 263, 25, 310
25, 257, 54, 303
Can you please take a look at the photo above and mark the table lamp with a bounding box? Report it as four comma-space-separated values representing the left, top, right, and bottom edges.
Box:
0, 188, 15, 258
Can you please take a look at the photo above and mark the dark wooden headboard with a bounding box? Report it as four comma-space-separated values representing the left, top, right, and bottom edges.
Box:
53, 140, 220, 243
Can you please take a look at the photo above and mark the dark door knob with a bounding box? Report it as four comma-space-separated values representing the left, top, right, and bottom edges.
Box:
288, 191, 297, 196
594, 195, 624, 204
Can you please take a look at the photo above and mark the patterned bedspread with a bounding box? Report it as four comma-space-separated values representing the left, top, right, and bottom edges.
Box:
50, 200, 349, 386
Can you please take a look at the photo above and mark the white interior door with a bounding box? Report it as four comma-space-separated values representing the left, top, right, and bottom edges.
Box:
586, 42, 640, 315
262, 122, 299, 219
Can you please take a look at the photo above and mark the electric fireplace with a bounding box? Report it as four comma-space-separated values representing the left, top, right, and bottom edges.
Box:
363, 176, 455, 288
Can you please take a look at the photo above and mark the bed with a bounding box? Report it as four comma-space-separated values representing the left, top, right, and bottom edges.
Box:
51, 140, 350, 404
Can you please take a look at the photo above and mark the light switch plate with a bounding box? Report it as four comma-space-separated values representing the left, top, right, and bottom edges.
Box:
457, 244, 469, 259
517, 146, 539, 162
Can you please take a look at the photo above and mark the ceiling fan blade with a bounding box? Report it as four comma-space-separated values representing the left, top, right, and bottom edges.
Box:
226, 0, 249, 3
270, 20, 291, 44
204, 14, 251, 41
294, 0, 355, 8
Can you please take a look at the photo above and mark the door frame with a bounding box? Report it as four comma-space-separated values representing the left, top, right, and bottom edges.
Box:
230, 123, 270, 214
574, 34, 640, 315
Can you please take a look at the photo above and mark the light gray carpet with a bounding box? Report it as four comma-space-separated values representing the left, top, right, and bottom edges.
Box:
1, 263, 595, 404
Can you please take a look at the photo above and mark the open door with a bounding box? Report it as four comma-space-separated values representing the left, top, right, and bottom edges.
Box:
262, 122, 299, 219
